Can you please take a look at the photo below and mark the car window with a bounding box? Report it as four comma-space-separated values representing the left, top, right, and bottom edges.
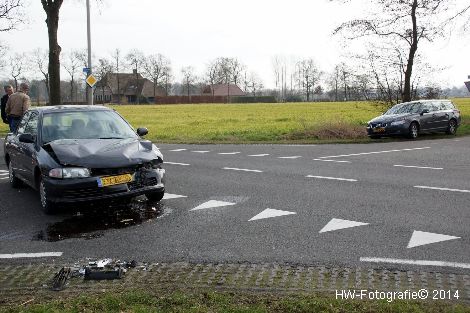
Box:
429, 102, 440, 112
442, 102, 454, 110
15, 111, 31, 135
24, 112, 39, 135
385, 102, 422, 115
421, 103, 432, 112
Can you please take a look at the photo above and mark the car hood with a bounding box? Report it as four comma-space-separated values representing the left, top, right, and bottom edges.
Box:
45, 138, 163, 168
369, 113, 412, 124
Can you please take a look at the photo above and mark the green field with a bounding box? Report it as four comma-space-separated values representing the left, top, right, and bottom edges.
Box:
1, 99, 469, 143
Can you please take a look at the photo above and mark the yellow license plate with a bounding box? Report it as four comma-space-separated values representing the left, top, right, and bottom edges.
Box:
98, 174, 133, 187
373, 127, 385, 133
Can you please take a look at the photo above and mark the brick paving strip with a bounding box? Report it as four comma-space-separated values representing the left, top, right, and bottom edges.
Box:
0, 262, 469, 302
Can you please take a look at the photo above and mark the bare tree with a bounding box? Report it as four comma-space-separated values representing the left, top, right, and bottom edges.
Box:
295, 59, 322, 101
32, 48, 49, 99
333, 0, 470, 103
62, 50, 81, 102
9, 52, 27, 90
0, 0, 25, 32
246, 72, 264, 97
110, 48, 122, 103
143, 53, 171, 98
94, 58, 113, 104
181, 66, 197, 98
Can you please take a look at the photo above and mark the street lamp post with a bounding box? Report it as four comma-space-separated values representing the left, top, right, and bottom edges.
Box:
86, 0, 93, 105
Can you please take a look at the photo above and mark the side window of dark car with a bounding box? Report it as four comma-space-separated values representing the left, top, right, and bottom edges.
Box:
421, 103, 432, 113
24, 112, 39, 135
429, 102, 440, 112
15, 111, 31, 135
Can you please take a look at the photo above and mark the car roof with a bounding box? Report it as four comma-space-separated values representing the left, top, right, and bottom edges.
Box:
400, 99, 452, 105
30, 105, 113, 113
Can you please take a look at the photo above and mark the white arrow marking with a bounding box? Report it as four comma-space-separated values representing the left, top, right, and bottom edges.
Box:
407, 230, 460, 248
249, 208, 296, 221
162, 193, 187, 200
319, 218, 369, 233
190, 200, 236, 211
248, 154, 270, 157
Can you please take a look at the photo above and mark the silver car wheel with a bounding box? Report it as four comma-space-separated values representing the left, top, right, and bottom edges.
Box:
410, 123, 418, 139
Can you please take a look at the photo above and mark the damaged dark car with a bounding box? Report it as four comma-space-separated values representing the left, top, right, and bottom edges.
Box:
3, 105, 165, 214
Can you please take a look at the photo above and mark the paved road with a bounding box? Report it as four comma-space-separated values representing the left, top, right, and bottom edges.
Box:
0, 137, 469, 274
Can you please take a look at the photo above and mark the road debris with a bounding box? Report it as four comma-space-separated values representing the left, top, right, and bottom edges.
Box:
51, 267, 71, 291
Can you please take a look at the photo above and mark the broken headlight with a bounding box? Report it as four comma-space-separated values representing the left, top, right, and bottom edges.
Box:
49, 168, 91, 179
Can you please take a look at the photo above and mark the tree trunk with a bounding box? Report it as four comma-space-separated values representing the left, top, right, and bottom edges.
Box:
402, 0, 418, 103
42, 0, 63, 105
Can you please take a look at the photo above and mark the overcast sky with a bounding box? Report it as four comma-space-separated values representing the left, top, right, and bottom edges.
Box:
1, 0, 469, 88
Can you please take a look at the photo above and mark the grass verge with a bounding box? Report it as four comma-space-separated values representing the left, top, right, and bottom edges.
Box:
1, 289, 469, 313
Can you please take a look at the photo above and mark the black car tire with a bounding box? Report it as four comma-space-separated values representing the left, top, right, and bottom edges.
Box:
446, 119, 457, 135
8, 160, 22, 188
408, 122, 419, 139
39, 177, 56, 214
146, 191, 165, 202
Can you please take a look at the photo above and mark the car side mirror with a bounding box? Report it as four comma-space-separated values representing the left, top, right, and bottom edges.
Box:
18, 133, 35, 143
420, 109, 429, 116
137, 127, 148, 137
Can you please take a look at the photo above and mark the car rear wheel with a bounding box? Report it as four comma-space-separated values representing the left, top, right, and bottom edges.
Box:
146, 191, 164, 202
39, 177, 56, 214
408, 122, 419, 139
446, 119, 457, 135
8, 160, 22, 188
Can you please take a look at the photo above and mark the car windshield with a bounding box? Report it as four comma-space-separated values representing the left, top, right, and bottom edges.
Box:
384, 103, 422, 115
41, 110, 138, 144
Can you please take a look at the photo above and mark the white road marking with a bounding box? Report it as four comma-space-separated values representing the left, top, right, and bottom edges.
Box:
162, 193, 187, 200
319, 218, 369, 233
191, 150, 210, 153
407, 230, 460, 248
165, 162, 190, 166
313, 159, 351, 163
0, 170, 8, 173
306, 175, 357, 182
218, 152, 241, 155
190, 200, 236, 211
394, 165, 443, 170
278, 156, 302, 159
169, 149, 187, 152
0, 252, 63, 259
414, 186, 470, 193
0, 177, 8, 180
249, 208, 296, 221
0, 172, 8, 176
248, 154, 270, 157
318, 147, 431, 159
360, 257, 470, 269
223, 167, 263, 173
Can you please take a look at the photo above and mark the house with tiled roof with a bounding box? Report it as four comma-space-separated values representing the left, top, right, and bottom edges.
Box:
202, 83, 246, 97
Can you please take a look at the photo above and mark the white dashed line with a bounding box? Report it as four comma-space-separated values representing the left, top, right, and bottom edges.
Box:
360, 257, 470, 269
318, 147, 431, 159
218, 152, 241, 155
313, 159, 351, 163
0, 252, 63, 259
306, 175, 357, 182
165, 162, 190, 166
169, 149, 187, 152
191, 151, 210, 153
0, 170, 7, 173
223, 167, 263, 173
248, 154, 270, 157
278, 156, 302, 159
0, 173, 8, 176
0, 177, 8, 180
394, 165, 443, 170
414, 186, 470, 193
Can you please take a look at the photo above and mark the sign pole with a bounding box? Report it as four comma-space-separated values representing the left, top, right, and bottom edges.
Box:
86, 0, 93, 105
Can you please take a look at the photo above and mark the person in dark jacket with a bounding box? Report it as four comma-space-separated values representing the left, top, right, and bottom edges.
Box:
1, 85, 14, 124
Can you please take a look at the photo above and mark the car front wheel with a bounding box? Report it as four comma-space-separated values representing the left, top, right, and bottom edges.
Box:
446, 119, 457, 135
408, 122, 419, 139
39, 177, 56, 214
8, 160, 22, 188
146, 191, 165, 202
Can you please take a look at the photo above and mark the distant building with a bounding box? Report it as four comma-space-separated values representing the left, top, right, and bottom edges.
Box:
94, 70, 166, 104
202, 84, 246, 97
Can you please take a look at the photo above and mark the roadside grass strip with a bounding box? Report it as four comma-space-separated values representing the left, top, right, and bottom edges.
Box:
414, 186, 470, 193
0, 252, 63, 259
360, 257, 470, 269
394, 165, 443, 170
164, 162, 190, 166
223, 167, 263, 173
318, 147, 431, 159
306, 175, 358, 182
